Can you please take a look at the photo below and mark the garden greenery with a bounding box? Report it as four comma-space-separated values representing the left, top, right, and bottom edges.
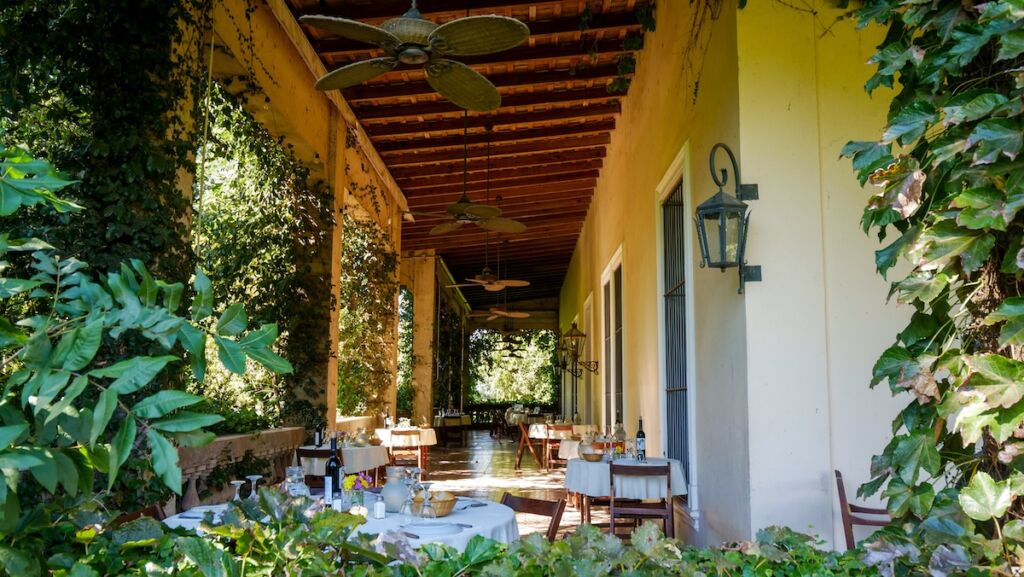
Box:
468, 330, 559, 406
843, 0, 1024, 572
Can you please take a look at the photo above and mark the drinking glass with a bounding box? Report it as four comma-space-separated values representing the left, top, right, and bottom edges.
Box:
246, 474, 263, 500
230, 480, 246, 501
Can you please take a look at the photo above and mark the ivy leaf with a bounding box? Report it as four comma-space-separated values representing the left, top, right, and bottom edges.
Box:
893, 273, 948, 304
943, 91, 1008, 126
919, 221, 995, 274
131, 390, 202, 419
868, 159, 926, 219
872, 345, 919, 389
214, 303, 247, 337
966, 118, 1023, 164
998, 28, 1024, 60
951, 187, 1022, 231
147, 429, 181, 493
964, 354, 1024, 408
875, 226, 920, 278
841, 140, 894, 185
882, 100, 937, 144
984, 296, 1024, 346
959, 472, 1011, 521
892, 433, 941, 484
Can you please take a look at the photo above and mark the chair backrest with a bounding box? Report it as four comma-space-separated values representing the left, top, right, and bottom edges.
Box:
115, 504, 165, 525
501, 492, 566, 542
834, 470, 889, 549
609, 463, 673, 538
610, 463, 671, 499
295, 447, 339, 467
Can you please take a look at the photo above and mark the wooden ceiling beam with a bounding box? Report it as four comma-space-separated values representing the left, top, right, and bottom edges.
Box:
383, 135, 609, 165
377, 121, 616, 152
396, 159, 603, 187
407, 190, 595, 216
292, 0, 565, 23
402, 170, 598, 195
353, 87, 617, 120
405, 232, 581, 253
407, 177, 596, 200
389, 146, 606, 176
315, 12, 641, 57
345, 65, 622, 102
365, 103, 620, 135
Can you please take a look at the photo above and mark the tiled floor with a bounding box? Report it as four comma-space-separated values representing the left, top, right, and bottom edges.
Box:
422, 429, 600, 538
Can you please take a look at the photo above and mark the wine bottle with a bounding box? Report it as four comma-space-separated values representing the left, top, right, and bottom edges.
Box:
325, 433, 341, 501
314, 422, 322, 448
636, 416, 646, 461
384, 409, 392, 429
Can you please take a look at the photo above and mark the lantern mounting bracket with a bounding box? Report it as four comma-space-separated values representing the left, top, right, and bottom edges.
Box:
710, 143, 759, 201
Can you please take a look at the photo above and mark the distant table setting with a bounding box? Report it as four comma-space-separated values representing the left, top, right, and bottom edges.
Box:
565, 456, 687, 523
298, 445, 389, 476
375, 427, 438, 448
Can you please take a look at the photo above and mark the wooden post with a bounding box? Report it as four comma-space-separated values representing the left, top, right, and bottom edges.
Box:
401, 251, 437, 423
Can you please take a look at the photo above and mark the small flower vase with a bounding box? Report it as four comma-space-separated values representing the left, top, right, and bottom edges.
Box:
339, 490, 353, 512
352, 489, 364, 507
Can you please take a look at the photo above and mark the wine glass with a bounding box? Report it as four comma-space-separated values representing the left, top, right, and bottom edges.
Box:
246, 474, 263, 500
401, 470, 417, 523
230, 480, 246, 501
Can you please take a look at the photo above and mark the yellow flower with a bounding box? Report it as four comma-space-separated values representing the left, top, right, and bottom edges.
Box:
343, 474, 357, 490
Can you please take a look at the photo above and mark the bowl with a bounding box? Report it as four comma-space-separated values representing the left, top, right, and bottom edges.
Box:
412, 492, 457, 517
369, 437, 383, 446
581, 452, 604, 462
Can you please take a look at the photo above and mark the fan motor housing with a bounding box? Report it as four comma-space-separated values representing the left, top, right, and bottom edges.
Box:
381, 17, 437, 46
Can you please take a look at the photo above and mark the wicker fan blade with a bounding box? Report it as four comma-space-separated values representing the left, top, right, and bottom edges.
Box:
315, 57, 398, 91
506, 311, 530, 319
425, 59, 501, 112
500, 280, 530, 288
483, 284, 506, 292
446, 283, 477, 288
300, 16, 401, 52
429, 16, 529, 56
487, 314, 500, 321
478, 217, 526, 234
465, 278, 489, 284
464, 203, 502, 218
430, 221, 464, 235
489, 308, 510, 317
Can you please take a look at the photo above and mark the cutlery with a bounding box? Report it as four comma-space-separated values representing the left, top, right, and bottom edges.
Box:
403, 531, 420, 539
455, 523, 473, 529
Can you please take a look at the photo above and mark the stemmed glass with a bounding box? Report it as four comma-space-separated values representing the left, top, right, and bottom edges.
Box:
230, 480, 246, 501
418, 482, 435, 521
246, 474, 263, 501
400, 470, 417, 523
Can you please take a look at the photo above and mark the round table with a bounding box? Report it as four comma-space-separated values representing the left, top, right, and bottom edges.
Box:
163, 497, 519, 552
375, 427, 438, 447
564, 457, 688, 499
298, 445, 390, 476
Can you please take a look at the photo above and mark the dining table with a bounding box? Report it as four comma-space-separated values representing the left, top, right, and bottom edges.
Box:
514, 423, 598, 469
162, 496, 519, 552
297, 445, 390, 476
564, 456, 687, 524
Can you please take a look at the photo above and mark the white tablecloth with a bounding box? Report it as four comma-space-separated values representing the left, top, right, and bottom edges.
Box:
298, 445, 390, 476
375, 428, 437, 448
527, 424, 598, 439
163, 497, 518, 552
433, 415, 471, 427
507, 412, 548, 426
564, 457, 687, 499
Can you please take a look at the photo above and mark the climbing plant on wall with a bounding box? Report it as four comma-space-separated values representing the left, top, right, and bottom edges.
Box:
844, 0, 1024, 571
337, 211, 399, 417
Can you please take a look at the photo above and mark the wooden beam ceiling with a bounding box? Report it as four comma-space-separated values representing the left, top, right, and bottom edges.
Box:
283, 0, 649, 309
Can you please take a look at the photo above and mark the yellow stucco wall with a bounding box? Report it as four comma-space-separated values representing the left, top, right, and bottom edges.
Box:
560, 0, 907, 548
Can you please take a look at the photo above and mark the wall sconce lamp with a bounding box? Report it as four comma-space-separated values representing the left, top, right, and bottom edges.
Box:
560, 322, 598, 417
694, 143, 762, 294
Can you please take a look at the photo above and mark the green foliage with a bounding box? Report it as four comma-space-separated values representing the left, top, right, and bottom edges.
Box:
192, 83, 334, 430
0, 142, 291, 571
469, 330, 559, 405
396, 287, 415, 417
338, 211, 399, 417
844, 0, 1024, 571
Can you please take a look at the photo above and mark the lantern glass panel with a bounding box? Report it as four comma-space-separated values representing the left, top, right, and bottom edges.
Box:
703, 211, 741, 267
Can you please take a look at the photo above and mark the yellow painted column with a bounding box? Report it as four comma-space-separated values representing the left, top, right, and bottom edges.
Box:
402, 252, 437, 423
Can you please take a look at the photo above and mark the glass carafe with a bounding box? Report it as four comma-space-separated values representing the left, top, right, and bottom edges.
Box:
284, 466, 310, 497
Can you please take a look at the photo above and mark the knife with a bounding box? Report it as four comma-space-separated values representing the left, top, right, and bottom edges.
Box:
403, 531, 420, 539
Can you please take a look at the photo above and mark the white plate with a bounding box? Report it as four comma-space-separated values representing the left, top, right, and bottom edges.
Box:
400, 521, 462, 536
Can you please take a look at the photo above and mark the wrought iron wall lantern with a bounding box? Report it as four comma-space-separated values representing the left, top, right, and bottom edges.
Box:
695, 143, 762, 294
559, 322, 598, 417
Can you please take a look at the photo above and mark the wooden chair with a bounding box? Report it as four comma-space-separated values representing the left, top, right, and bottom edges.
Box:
440, 416, 464, 446
835, 470, 889, 549
514, 422, 543, 469
296, 446, 343, 488
544, 424, 574, 468
501, 492, 567, 542
608, 463, 674, 539
389, 429, 426, 476
114, 504, 165, 525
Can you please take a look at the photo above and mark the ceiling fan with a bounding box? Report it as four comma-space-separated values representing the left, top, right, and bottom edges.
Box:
469, 307, 530, 322
412, 193, 526, 236
447, 265, 530, 292
300, 1, 529, 111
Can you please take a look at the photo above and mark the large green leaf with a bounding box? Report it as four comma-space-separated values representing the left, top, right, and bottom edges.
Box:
882, 100, 937, 144
892, 433, 941, 484
89, 389, 118, 447
967, 118, 1023, 164
214, 337, 246, 375
150, 411, 222, 433
919, 221, 995, 274
959, 472, 1012, 521
88, 355, 178, 394
147, 429, 181, 493
893, 273, 948, 304
0, 425, 26, 450
191, 269, 213, 322
871, 345, 919, 389
131, 390, 202, 419
215, 303, 248, 337
177, 536, 227, 577
943, 91, 1008, 126
964, 354, 1024, 408
244, 346, 293, 374
238, 323, 278, 349
0, 545, 40, 577
63, 318, 103, 371
984, 296, 1024, 346
108, 418, 136, 489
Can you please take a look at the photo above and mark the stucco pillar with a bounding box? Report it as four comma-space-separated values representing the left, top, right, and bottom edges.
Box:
401, 251, 437, 423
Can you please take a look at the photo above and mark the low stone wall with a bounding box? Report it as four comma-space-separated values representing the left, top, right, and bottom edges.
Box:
335, 414, 377, 434
176, 426, 306, 511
